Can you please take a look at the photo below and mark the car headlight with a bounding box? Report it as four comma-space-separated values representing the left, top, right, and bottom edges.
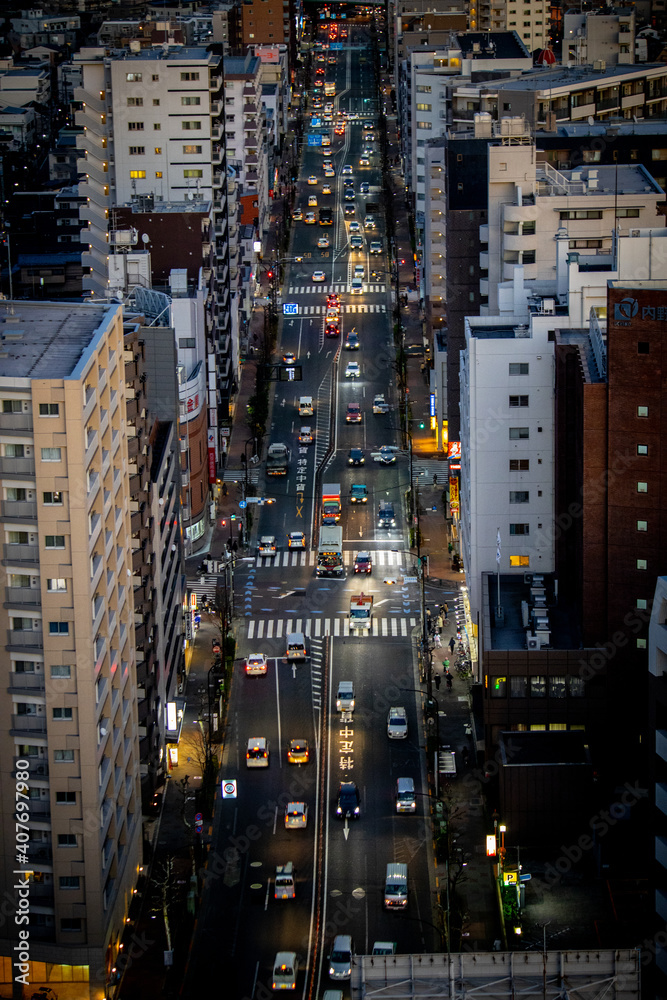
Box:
336, 806, 342, 814
354, 806, 360, 814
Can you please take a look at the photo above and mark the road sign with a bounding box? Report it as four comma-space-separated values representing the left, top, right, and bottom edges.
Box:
222, 779, 238, 799
283, 303, 298, 315
308, 134, 322, 146
194, 811, 203, 833
403, 576, 418, 583
311, 117, 322, 127
239, 500, 247, 509
330, 42, 343, 49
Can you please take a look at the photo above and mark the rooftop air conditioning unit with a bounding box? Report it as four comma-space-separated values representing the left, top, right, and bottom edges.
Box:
527, 634, 540, 650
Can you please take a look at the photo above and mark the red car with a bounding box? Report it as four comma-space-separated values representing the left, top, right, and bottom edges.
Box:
325, 322, 340, 338
354, 552, 372, 574
346, 403, 362, 423
327, 293, 340, 307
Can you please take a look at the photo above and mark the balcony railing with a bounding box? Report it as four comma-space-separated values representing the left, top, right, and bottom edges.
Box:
0, 412, 33, 431
3, 543, 39, 564
5, 586, 41, 606
8, 629, 44, 649
1, 500, 37, 520
11, 714, 47, 733
0, 457, 35, 477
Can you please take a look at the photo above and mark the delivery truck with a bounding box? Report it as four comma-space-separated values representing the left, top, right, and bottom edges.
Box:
349, 593, 373, 631
321, 483, 341, 525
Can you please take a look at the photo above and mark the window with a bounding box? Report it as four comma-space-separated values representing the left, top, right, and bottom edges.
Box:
637, 405, 648, 417
179, 338, 196, 349
510, 523, 529, 536
53, 707, 73, 720
510, 491, 529, 504
637, 638, 647, 649
129, 170, 146, 179
416, 103, 432, 111
182, 121, 202, 130
128, 146, 145, 155
522, 250, 536, 264
153, 123, 161, 130
637, 598, 648, 610
509, 395, 529, 408
56, 791, 76, 804
509, 555, 530, 567
498, 162, 507, 171
510, 676, 527, 697
616, 207, 640, 218
57, 834, 77, 847
43, 491, 63, 505
155, 171, 162, 178
54, 749, 74, 762
2, 399, 22, 412
183, 169, 203, 178
638, 341, 649, 354
416, 122, 432, 130
45, 535, 65, 548
509, 362, 529, 375
490, 676, 507, 698
637, 520, 648, 532
181, 96, 201, 106
127, 122, 144, 131
568, 676, 585, 697
549, 676, 566, 698
637, 558, 647, 570
509, 427, 529, 440
530, 675, 546, 698
51, 665, 71, 678
183, 145, 202, 154
416, 85, 432, 93
127, 97, 143, 106
41, 447, 61, 462
559, 210, 603, 220
510, 459, 529, 471
153, 98, 160, 106
5, 444, 25, 457
39, 403, 59, 416
12, 617, 34, 631
637, 481, 648, 493
7, 488, 26, 501
14, 660, 35, 672
49, 622, 69, 635
8, 531, 28, 544
637, 444, 648, 456
47, 578, 67, 591
181, 72, 200, 81
59, 876, 80, 889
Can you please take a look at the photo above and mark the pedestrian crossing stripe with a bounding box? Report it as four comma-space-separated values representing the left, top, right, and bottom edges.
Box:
254, 549, 414, 568
344, 304, 386, 313
246, 616, 420, 639
299, 303, 387, 314
287, 284, 386, 294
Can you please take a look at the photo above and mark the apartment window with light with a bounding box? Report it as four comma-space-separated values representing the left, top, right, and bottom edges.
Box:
43, 492, 63, 505
47, 579, 67, 591
183, 145, 202, 154
129, 170, 146, 179
41, 447, 61, 462
416, 103, 432, 111
637, 559, 647, 570
637, 520, 648, 532
54, 749, 74, 762
126, 73, 142, 82
637, 638, 647, 649
637, 444, 648, 456
154, 147, 161, 154
637, 481, 648, 493
637, 405, 648, 417
491, 676, 507, 698
183, 169, 203, 178
509, 555, 530, 567
637, 598, 648, 610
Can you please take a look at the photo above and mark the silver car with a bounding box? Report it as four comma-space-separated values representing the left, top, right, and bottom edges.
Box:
387, 706, 408, 739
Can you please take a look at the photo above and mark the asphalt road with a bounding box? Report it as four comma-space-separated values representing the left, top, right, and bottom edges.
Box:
185, 22, 437, 1000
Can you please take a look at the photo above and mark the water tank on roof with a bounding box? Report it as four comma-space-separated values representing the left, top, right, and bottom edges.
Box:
474, 112, 493, 138
169, 268, 188, 296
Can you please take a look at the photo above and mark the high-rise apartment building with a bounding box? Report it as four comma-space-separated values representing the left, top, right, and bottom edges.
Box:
224, 53, 269, 234
563, 7, 636, 66
0, 301, 141, 997
474, 0, 550, 50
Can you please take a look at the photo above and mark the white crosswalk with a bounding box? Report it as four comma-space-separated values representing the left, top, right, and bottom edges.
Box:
287, 284, 386, 294
296, 303, 386, 314
255, 549, 410, 568
246, 616, 419, 639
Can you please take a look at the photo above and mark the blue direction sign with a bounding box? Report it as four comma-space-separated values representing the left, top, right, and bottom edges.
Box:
310, 117, 322, 127
239, 500, 247, 509
330, 42, 343, 49
283, 303, 298, 315
308, 134, 323, 146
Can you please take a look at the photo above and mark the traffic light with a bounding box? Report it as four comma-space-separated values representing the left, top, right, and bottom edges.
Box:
230, 514, 236, 521
419, 420, 425, 429
220, 519, 227, 527
267, 269, 274, 279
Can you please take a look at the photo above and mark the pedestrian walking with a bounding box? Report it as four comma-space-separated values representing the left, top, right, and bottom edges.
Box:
442, 602, 449, 617
434, 633, 441, 648
442, 658, 450, 673
449, 636, 455, 655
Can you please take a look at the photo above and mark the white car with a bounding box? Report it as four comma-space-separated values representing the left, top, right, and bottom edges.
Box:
259, 535, 277, 557
325, 102, 334, 112
369, 241, 382, 254
305, 212, 316, 224
354, 264, 365, 278
299, 426, 314, 444
359, 156, 370, 166
272, 951, 298, 991
287, 531, 306, 549
351, 276, 363, 293
342, 164, 353, 175
345, 361, 361, 378
322, 149, 333, 158
387, 706, 408, 739
245, 653, 268, 676
318, 236, 330, 248
307, 175, 318, 185
312, 270, 326, 282
348, 221, 361, 233
308, 194, 318, 206
322, 184, 332, 195
285, 802, 308, 829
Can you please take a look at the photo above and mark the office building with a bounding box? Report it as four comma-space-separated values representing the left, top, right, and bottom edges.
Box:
0, 301, 141, 997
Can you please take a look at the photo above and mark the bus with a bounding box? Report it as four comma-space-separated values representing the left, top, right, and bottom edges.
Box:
324, 81, 336, 97
319, 208, 333, 225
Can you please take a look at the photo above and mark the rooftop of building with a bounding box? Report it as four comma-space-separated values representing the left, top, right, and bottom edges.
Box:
538, 162, 663, 196
555, 326, 606, 383
541, 119, 667, 137
224, 53, 260, 77
454, 30, 531, 60
113, 45, 215, 61
501, 61, 667, 91
608, 278, 667, 290
483, 572, 581, 650
0, 301, 112, 380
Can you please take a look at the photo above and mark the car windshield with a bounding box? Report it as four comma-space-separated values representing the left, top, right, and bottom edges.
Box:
386, 885, 402, 896
275, 965, 294, 977
331, 949, 350, 962
276, 876, 292, 887
350, 609, 368, 619
356, 556, 369, 564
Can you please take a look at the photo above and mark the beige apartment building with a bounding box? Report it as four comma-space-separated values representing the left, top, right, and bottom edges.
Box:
0, 301, 141, 998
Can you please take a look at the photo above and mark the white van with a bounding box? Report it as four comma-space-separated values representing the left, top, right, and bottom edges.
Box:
272, 951, 297, 990
395, 777, 416, 814
384, 863, 408, 909
328, 934, 353, 979
298, 395, 314, 416
286, 632, 307, 661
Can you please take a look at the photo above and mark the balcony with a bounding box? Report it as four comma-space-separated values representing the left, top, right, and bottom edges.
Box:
26, 843, 52, 863
8, 629, 43, 649
3, 543, 39, 565
210, 100, 222, 117
0, 457, 35, 478
0, 412, 33, 432
1, 500, 37, 520
11, 714, 47, 734
8, 671, 45, 692
5, 586, 41, 607
596, 95, 620, 112
212, 144, 223, 165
